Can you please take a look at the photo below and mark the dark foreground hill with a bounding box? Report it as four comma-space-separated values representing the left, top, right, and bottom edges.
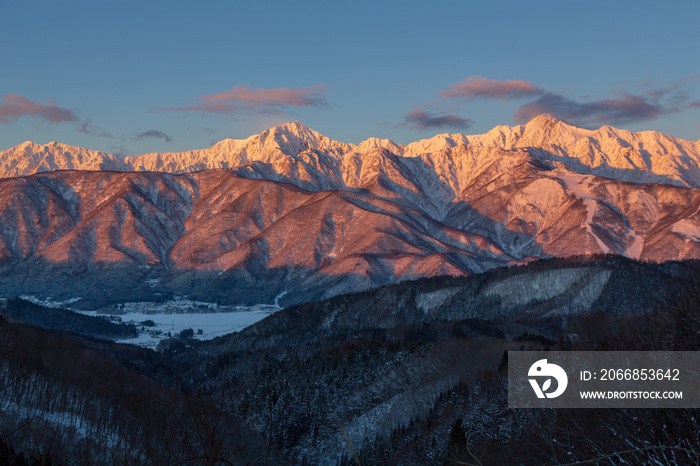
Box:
1, 256, 700, 464
171, 255, 700, 464
0, 315, 268, 465
1, 298, 138, 340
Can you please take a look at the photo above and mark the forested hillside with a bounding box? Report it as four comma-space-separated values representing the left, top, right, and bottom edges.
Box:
1, 256, 699, 464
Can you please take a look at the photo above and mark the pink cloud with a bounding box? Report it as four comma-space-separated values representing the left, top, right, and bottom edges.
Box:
441, 76, 544, 100
0, 94, 79, 125
202, 85, 326, 106
163, 85, 328, 115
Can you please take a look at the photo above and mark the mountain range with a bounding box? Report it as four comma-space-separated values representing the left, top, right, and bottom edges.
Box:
2, 114, 700, 306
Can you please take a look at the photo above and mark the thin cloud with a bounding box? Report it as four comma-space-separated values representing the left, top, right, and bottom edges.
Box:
513, 91, 686, 127
440, 75, 698, 128
0, 94, 78, 125
77, 120, 112, 138
401, 108, 474, 130
441, 76, 544, 101
162, 84, 328, 115
201, 85, 327, 107
134, 130, 172, 143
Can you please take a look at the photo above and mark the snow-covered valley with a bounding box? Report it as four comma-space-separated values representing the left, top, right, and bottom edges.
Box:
16, 295, 278, 349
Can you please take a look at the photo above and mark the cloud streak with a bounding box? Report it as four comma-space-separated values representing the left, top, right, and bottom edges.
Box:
77, 120, 112, 138
0, 94, 79, 125
441, 75, 698, 128
134, 130, 172, 143
163, 85, 328, 115
513, 92, 673, 126
441, 76, 544, 101
401, 108, 473, 130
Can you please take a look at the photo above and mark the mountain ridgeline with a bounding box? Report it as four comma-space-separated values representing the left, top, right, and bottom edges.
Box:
2, 115, 700, 306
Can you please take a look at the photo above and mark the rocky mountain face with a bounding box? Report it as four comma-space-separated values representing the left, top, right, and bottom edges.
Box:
2, 115, 700, 305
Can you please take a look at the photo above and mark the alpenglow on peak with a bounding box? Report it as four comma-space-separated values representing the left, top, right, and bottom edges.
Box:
2, 116, 699, 188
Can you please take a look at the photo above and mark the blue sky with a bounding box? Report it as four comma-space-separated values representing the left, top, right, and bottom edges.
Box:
1, 0, 699, 155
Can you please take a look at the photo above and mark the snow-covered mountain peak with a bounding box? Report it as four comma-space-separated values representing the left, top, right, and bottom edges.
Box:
524, 112, 567, 128
0, 140, 125, 179
3, 116, 700, 191
354, 137, 404, 155
273, 120, 315, 136
518, 113, 586, 145
46, 141, 95, 153
262, 121, 351, 156
404, 132, 470, 156
13, 141, 41, 152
